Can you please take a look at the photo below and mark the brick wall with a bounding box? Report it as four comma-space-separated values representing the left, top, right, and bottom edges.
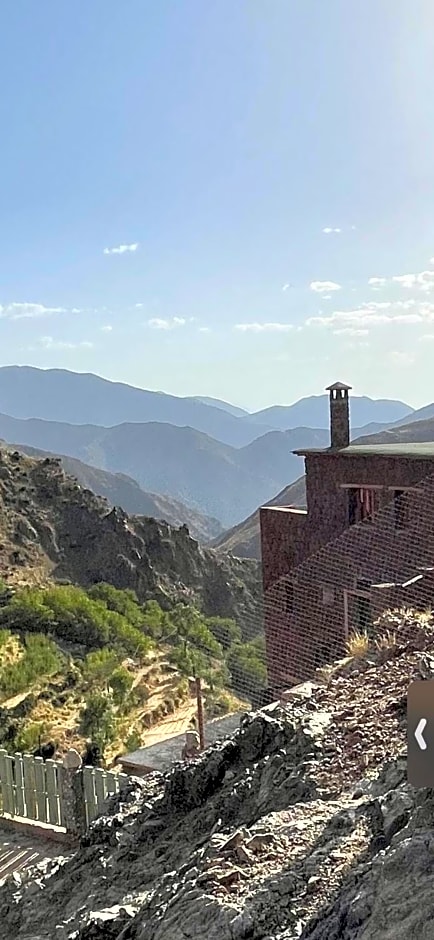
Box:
263, 469, 434, 690
304, 453, 434, 553
260, 506, 308, 593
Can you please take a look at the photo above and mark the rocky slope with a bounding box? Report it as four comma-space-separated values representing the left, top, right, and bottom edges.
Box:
0, 608, 431, 938
0, 445, 261, 634
9, 441, 223, 543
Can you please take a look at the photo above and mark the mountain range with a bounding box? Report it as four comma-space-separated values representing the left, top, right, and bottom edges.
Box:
0, 366, 412, 445
0, 365, 429, 530
215, 411, 434, 559
0, 411, 401, 528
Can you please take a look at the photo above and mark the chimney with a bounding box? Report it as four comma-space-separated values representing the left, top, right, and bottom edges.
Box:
326, 381, 351, 449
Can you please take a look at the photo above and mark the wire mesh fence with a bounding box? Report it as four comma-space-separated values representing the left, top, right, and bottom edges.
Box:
228, 468, 434, 709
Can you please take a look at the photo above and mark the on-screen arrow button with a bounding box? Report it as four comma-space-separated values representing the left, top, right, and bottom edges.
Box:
415, 718, 427, 751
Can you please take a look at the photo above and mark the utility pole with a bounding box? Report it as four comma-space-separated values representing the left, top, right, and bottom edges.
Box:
195, 676, 205, 750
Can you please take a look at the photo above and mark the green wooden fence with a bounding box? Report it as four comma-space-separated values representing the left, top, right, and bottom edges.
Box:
82, 766, 130, 828
0, 750, 130, 831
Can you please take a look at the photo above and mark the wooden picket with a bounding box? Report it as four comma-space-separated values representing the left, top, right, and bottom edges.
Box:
0, 750, 130, 833
0, 750, 65, 827
82, 766, 129, 828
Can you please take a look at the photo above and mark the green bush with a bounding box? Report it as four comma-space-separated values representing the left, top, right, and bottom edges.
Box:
109, 666, 134, 706
0, 628, 11, 650
83, 648, 122, 688
0, 584, 154, 659
0, 634, 62, 699
80, 691, 117, 751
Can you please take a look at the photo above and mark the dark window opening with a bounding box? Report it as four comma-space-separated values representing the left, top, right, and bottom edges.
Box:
356, 595, 372, 633
348, 488, 358, 525
394, 490, 409, 530
348, 488, 376, 525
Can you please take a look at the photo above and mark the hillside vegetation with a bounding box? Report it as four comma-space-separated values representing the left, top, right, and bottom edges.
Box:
0, 580, 266, 760
0, 444, 261, 636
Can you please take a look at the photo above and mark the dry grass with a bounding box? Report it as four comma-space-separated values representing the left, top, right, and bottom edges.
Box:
374, 629, 397, 652
346, 630, 370, 658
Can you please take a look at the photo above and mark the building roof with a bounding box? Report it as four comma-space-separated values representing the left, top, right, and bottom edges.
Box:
118, 711, 245, 773
293, 442, 434, 458
325, 381, 352, 391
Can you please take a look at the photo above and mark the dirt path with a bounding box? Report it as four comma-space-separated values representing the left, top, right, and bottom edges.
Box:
139, 699, 198, 747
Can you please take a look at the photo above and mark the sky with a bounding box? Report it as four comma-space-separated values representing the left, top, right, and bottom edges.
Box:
2, 1, 434, 411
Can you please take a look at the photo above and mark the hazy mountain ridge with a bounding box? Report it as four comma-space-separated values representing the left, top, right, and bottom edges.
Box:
0, 413, 401, 528
211, 476, 307, 558
0, 366, 417, 446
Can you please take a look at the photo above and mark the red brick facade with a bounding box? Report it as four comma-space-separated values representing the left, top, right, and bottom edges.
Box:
260, 383, 434, 691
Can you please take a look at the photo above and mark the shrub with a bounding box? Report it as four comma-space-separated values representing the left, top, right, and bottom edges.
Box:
0, 629, 11, 650
109, 666, 134, 706
83, 648, 122, 688
80, 692, 117, 752
14, 721, 49, 754
0, 634, 62, 699
0, 584, 154, 659
124, 730, 142, 752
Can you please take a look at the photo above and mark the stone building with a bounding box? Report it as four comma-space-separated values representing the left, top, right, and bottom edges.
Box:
260, 381, 434, 691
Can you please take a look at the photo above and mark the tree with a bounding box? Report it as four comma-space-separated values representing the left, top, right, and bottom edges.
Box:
226, 639, 267, 700
206, 616, 242, 650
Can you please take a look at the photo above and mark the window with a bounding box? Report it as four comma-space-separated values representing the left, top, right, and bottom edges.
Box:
394, 490, 409, 530
348, 488, 376, 525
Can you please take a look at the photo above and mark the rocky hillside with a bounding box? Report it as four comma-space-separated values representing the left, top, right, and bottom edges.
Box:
9, 441, 223, 543
0, 445, 261, 633
0, 607, 430, 938
212, 476, 307, 559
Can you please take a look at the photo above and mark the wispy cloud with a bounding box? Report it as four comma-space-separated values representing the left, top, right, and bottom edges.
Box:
392, 271, 434, 291
0, 302, 68, 320
388, 350, 415, 366
281, 283, 291, 291
38, 336, 93, 350
368, 270, 434, 292
307, 299, 434, 335
103, 243, 138, 255
310, 281, 341, 294
101, 325, 113, 333
234, 322, 294, 333
147, 317, 186, 330
198, 326, 211, 333
322, 227, 341, 234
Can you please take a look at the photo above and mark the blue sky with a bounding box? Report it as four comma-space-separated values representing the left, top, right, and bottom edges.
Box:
1, 1, 434, 411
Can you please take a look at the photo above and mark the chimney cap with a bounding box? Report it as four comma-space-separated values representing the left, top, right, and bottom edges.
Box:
326, 381, 352, 392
